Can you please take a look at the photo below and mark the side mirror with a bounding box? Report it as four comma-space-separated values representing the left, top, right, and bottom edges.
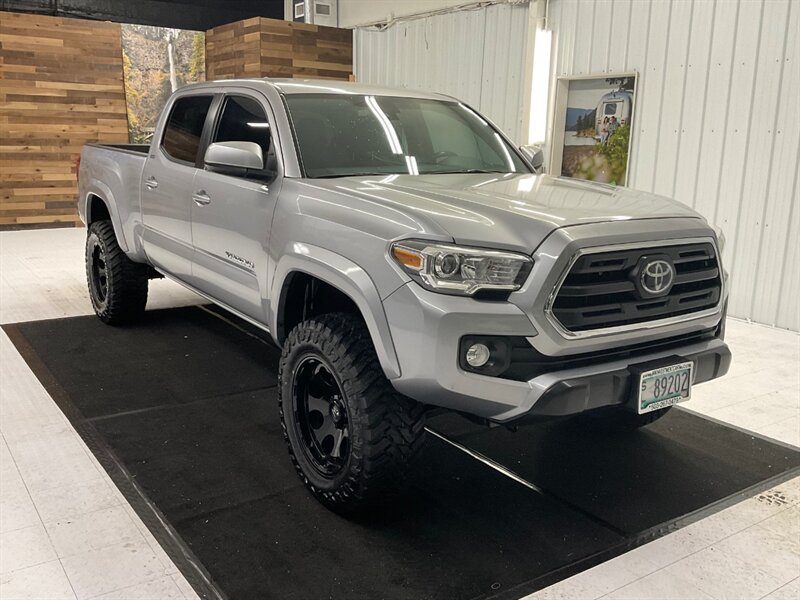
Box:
519, 144, 545, 174
204, 141, 264, 173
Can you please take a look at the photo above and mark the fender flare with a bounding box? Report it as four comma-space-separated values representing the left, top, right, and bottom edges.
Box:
83, 179, 130, 253
270, 243, 401, 380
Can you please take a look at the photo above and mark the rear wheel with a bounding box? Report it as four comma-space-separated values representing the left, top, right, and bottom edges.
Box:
85, 220, 149, 324
279, 313, 426, 512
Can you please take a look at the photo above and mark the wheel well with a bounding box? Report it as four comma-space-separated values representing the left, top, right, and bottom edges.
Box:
87, 194, 110, 225
277, 272, 362, 343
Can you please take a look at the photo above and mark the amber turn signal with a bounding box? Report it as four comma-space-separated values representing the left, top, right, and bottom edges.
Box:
392, 246, 424, 270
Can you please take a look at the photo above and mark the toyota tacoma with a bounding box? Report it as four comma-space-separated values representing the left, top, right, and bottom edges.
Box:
78, 79, 731, 510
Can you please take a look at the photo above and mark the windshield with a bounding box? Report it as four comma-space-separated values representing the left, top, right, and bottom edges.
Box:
284, 93, 529, 178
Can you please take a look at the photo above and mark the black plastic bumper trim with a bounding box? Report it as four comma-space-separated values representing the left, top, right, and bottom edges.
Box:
517, 342, 732, 419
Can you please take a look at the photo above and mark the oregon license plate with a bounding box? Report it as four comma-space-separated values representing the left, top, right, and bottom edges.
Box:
637, 361, 693, 414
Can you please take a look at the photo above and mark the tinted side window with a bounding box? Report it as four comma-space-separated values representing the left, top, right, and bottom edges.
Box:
214, 96, 271, 160
162, 95, 213, 163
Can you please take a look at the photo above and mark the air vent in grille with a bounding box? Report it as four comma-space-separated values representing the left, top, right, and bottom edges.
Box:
551, 242, 721, 332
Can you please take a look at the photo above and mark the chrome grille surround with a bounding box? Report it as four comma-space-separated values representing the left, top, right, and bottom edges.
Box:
544, 238, 724, 340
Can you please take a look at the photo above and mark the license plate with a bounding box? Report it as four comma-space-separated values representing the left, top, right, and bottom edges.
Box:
637, 361, 693, 414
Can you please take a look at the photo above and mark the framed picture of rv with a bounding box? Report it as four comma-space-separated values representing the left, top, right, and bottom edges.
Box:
549, 73, 637, 186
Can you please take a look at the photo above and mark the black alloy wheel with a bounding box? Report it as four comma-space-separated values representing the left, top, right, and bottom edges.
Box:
89, 239, 109, 308
292, 356, 350, 476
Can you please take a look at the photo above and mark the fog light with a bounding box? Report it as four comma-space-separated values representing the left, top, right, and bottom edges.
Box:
465, 343, 491, 368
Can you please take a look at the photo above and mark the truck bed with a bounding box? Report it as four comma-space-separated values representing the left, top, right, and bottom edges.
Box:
78, 143, 151, 235
86, 143, 150, 156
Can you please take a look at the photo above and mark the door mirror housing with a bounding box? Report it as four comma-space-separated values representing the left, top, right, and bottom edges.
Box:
519, 144, 545, 174
204, 141, 264, 174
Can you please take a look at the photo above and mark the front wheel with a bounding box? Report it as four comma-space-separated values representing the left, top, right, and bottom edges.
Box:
85, 220, 149, 324
278, 313, 426, 512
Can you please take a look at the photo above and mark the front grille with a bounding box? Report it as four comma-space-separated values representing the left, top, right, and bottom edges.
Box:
551, 242, 722, 332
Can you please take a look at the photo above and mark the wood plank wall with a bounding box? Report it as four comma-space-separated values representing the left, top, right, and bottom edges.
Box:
204, 17, 262, 80
206, 17, 352, 81
0, 11, 129, 230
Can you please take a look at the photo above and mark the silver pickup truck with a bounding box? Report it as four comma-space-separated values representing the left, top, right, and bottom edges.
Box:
79, 79, 731, 511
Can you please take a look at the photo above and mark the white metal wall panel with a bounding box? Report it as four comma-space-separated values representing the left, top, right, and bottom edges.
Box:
606, 0, 631, 69
732, 0, 789, 321
652, 0, 692, 196
550, 0, 799, 330
756, 3, 799, 328
671, 0, 716, 213
354, 2, 531, 142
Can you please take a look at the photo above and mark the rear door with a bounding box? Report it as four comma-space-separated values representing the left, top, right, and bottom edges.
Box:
141, 93, 215, 280
188, 90, 282, 322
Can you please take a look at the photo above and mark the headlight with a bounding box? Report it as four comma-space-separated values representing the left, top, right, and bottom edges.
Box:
390, 240, 533, 296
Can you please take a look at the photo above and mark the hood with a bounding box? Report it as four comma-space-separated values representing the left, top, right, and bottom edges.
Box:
306, 173, 703, 253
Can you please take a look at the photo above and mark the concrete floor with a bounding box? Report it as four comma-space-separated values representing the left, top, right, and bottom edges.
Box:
1, 228, 798, 600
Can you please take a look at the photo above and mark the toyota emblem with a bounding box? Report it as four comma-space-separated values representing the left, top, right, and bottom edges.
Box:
640, 259, 675, 295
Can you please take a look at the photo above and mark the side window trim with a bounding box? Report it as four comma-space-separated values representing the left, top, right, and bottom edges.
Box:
206, 90, 281, 180
195, 94, 224, 168
158, 93, 216, 167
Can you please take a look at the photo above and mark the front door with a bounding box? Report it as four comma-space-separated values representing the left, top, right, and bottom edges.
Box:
189, 93, 282, 322
141, 93, 214, 281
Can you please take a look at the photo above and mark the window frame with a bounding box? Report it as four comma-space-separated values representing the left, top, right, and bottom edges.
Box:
190, 89, 284, 182
159, 93, 216, 168
208, 93, 275, 179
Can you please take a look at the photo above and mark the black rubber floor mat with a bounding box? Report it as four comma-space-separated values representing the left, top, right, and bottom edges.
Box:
5, 306, 800, 600
430, 408, 800, 536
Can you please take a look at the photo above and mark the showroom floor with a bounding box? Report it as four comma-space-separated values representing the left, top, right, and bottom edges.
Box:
1, 228, 798, 600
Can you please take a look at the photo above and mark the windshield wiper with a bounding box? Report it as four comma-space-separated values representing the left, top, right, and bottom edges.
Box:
315, 173, 395, 179
424, 169, 508, 175
314, 169, 510, 178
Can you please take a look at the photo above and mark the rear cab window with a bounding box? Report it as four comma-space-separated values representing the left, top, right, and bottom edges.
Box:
161, 95, 213, 164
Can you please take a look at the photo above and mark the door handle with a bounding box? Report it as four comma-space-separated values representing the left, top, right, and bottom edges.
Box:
144, 177, 158, 190
192, 190, 211, 206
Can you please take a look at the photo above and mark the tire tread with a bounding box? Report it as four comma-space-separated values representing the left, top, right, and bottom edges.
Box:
278, 313, 425, 511
86, 220, 148, 324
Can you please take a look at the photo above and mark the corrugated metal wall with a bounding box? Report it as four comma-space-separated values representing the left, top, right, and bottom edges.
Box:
550, 0, 799, 330
354, 2, 531, 142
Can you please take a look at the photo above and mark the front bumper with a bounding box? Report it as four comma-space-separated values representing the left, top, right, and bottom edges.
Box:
383, 281, 730, 423
512, 338, 731, 420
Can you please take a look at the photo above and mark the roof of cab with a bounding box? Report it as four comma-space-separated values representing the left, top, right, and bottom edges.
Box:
176, 78, 449, 101
264, 78, 446, 100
